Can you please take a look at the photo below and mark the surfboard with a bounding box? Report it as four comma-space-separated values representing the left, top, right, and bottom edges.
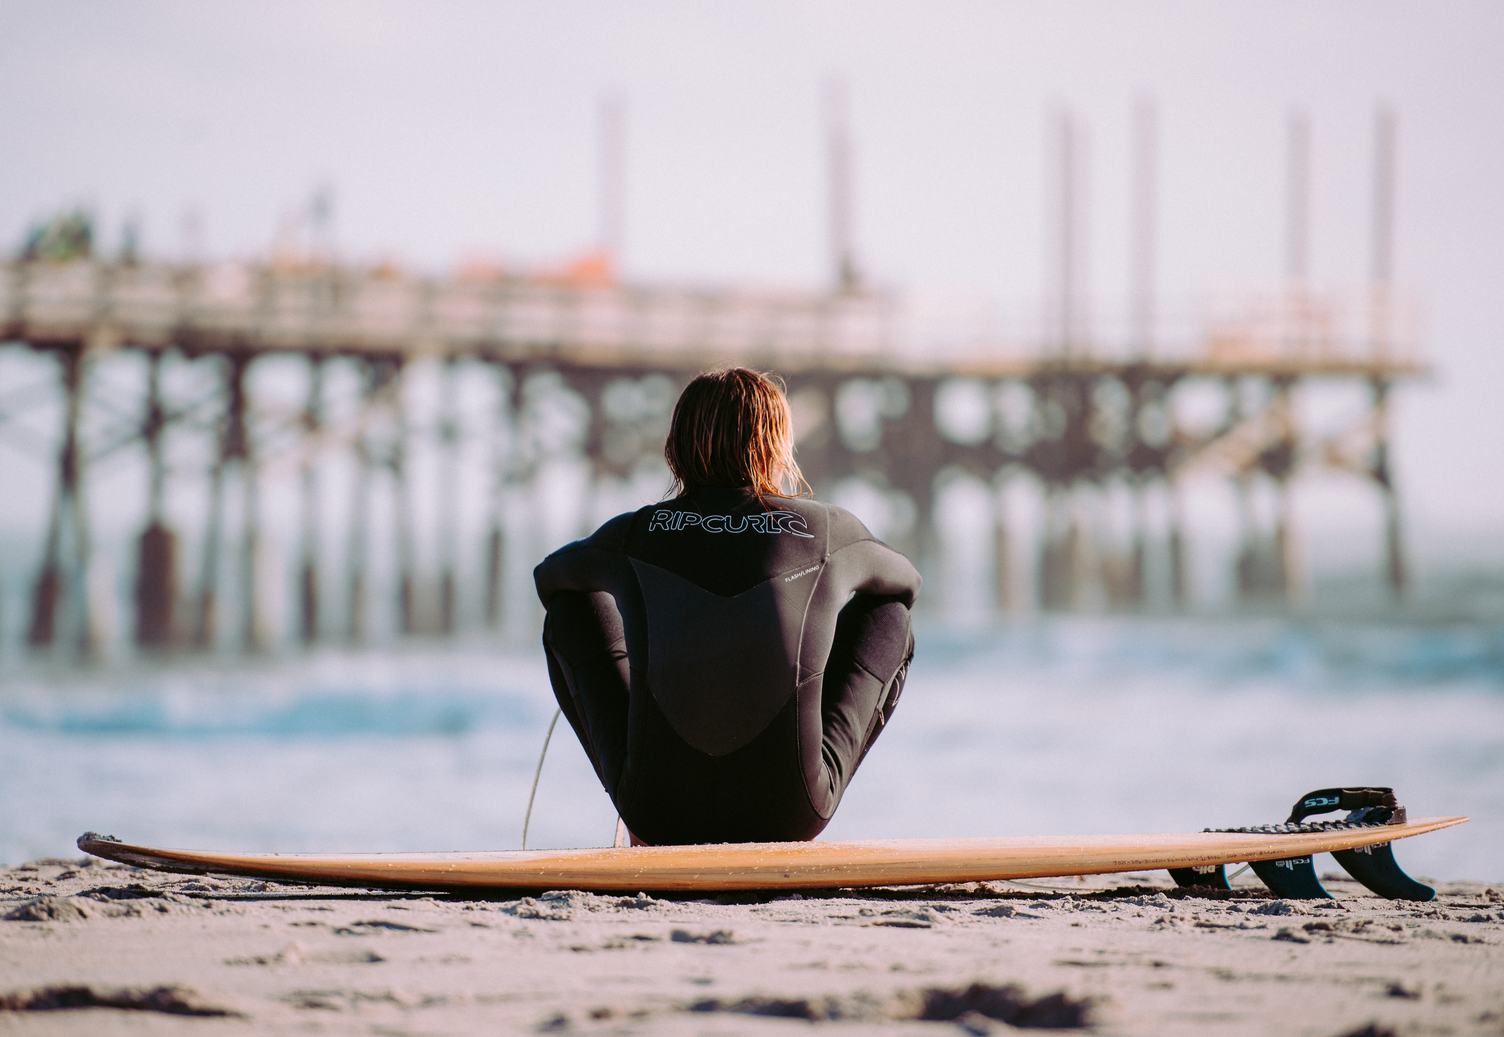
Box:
77, 815, 1465, 894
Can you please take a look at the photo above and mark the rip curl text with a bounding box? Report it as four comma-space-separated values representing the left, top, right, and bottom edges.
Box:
648, 509, 814, 538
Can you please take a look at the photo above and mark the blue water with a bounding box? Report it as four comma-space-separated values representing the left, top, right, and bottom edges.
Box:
2, 616, 1501, 880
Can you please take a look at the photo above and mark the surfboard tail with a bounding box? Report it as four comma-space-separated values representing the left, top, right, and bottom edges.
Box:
1172, 787, 1438, 902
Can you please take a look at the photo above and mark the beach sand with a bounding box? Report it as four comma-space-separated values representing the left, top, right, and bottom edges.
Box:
1, 856, 1500, 1035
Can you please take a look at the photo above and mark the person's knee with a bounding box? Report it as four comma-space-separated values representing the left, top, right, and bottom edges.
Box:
844, 599, 913, 682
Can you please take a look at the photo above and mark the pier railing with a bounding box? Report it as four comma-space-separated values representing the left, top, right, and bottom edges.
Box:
0, 260, 1420, 378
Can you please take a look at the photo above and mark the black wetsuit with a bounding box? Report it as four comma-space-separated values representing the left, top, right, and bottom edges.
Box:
533, 486, 920, 845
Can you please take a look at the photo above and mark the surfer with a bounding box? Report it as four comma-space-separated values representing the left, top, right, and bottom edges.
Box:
534, 368, 920, 845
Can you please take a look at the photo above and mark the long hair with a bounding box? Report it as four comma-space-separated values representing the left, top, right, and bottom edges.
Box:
664, 368, 811, 500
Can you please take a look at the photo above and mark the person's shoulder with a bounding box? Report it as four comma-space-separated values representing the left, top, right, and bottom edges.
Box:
797, 498, 877, 548
588, 509, 641, 549
542, 510, 637, 562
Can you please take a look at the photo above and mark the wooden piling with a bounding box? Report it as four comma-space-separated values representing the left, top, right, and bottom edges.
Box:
388, 360, 418, 637
483, 365, 518, 630
992, 477, 1014, 613
225, 355, 270, 652
134, 349, 178, 649
195, 357, 226, 650
1166, 478, 1189, 608
1039, 484, 1085, 610
1270, 379, 1304, 607
26, 348, 95, 655
1371, 377, 1408, 598
1128, 479, 1149, 606
346, 362, 373, 643
437, 356, 461, 635
298, 357, 323, 644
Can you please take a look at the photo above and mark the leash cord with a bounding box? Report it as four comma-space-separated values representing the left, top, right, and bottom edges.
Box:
520, 708, 562, 850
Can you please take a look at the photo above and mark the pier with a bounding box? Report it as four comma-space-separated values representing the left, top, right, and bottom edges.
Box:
0, 105, 1423, 658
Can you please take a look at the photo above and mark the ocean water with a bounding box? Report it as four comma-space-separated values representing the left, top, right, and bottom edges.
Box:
1, 615, 1501, 881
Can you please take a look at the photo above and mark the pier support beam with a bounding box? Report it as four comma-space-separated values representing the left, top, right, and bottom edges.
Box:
574, 369, 612, 537
194, 354, 262, 650
1371, 377, 1408, 598
389, 361, 418, 637
483, 365, 521, 630
1166, 478, 1189, 608
345, 358, 415, 640
239, 361, 270, 652
1128, 478, 1149, 606
1038, 484, 1086, 610
992, 475, 1014, 613
1269, 379, 1304, 607
27, 348, 98, 656
298, 357, 324, 644
347, 362, 374, 643
436, 356, 461, 635
134, 349, 178, 649
883, 378, 940, 572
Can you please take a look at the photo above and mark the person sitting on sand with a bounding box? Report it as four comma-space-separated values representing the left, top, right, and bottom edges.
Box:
533, 367, 920, 845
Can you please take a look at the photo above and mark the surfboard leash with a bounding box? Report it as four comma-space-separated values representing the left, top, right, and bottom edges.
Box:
520, 708, 562, 850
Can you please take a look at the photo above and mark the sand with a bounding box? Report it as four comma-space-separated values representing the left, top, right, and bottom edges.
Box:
1, 856, 1500, 1036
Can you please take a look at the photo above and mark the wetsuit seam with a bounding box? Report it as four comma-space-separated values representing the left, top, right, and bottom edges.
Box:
827, 536, 889, 558
792, 603, 825, 819
628, 556, 817, 600
792, 513, 830, 681
793, 670, 828, 820
790, 511, 832, 822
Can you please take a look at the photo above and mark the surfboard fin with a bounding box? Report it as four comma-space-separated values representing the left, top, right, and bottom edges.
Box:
1169, 864, 1231, 890
1249, 854, 1333, 899
1328, 804, 1436, 901
1185, 782, 1431, 897
1332, 841, 1435, 901
1231, 790, 1433, 901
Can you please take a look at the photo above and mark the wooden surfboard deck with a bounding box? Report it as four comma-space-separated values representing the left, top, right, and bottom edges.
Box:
77, 816, 1465, 893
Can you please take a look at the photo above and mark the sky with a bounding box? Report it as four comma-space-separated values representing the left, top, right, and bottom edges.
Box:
2, 1, 1502, 559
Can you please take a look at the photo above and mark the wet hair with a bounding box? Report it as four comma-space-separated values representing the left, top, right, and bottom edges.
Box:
665, 368, 810, 500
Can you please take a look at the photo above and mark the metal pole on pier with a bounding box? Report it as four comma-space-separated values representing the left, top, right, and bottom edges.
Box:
1129, 97, 1159, 606
1054, 107, 1078, 358
825, 80, 860, 294
1130, 96, 1157, 360
598, 92, 626, 266
1284, 109, 1312, 360
1369, 104, 1407, 598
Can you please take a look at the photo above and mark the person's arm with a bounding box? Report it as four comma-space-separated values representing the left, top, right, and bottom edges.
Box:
840, 540, 921, 607
825, 507, 922, 608
532, 512, 636, 607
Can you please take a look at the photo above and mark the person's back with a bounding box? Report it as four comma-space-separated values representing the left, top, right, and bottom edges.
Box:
534, 369, 919, 845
